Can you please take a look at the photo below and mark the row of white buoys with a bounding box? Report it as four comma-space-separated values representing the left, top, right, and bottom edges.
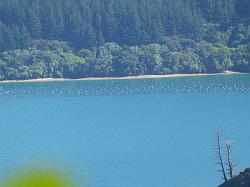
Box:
0, 79, 250, 99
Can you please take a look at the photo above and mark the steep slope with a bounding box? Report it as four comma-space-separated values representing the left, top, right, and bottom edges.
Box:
219, 168, 250, 187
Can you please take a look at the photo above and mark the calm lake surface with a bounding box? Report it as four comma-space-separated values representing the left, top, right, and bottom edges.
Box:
0, 74, 250, 187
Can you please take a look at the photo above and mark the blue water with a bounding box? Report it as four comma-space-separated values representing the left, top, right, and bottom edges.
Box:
0, 74, 250, 187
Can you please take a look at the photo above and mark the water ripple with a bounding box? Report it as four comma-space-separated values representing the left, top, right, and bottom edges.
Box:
0, 75, 250, 99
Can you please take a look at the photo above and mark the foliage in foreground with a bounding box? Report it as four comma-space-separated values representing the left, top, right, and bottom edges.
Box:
219, 168, 250, 187
2, 168, 74, 187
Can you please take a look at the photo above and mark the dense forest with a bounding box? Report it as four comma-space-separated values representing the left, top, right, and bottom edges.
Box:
0, 0, 249, 80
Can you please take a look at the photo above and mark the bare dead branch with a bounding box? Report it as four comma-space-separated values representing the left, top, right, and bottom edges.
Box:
225, 140, 235, 179
215, 130, 228, 182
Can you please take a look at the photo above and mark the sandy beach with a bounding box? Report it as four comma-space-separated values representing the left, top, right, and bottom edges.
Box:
0, 71, 245, 84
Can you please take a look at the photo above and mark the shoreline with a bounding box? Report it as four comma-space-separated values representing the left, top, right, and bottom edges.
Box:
0, 71, 246, 84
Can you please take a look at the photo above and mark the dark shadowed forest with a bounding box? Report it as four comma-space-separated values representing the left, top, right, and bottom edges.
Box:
0, 0, 249, 80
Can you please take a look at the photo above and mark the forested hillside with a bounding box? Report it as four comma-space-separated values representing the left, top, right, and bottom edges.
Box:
0, 0, 249, 80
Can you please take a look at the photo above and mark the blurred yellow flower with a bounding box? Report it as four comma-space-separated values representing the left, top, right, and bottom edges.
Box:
4, 168, 73, 187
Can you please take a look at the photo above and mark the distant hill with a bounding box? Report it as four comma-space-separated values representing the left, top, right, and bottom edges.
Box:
0, 0, 249, 80
219, 168, 250, 187
0, 0, 249, 52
